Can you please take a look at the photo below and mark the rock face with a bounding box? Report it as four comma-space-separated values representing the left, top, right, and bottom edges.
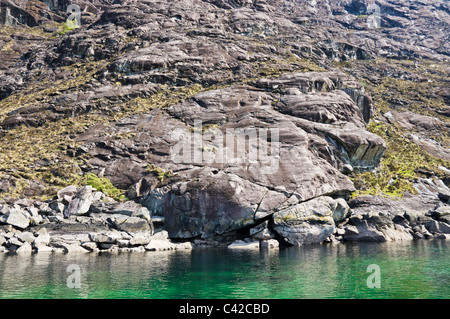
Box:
0, 0, 449, 248
340, 193, 450, 242
344, 213, 413, 242
83, 73, 384, 241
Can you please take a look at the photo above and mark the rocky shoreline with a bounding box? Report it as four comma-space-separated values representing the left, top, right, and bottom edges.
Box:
1, 184, 449, 255
0, 185, 193, 254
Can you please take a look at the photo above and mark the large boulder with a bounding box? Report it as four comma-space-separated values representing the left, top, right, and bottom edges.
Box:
272, 196, 342, 246
144, 231, 193, 251
16, 242, 32, 254
344, 212, 414, 242
4, 209, 30, 230
57, 185, 79, 203
144, 170, 287, 239
33, 228, 50, 247
89, 231, 122, 244
15, 231, 35, 243
109, 215, 153, 233
425, 220, 450, 234
63, 186, 95, 218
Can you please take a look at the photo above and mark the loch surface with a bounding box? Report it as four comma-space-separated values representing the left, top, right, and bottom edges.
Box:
0, 240, 448, 299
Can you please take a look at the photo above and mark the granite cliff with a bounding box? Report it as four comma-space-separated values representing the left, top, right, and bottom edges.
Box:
0, 0, 449, 252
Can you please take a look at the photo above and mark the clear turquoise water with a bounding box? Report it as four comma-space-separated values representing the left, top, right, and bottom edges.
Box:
0, 240, 448, 299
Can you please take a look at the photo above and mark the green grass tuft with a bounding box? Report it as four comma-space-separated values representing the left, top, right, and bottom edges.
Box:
80, 173, 127, 201
146, 164, 174, 182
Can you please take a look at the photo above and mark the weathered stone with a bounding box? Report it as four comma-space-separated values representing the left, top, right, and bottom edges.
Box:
335, 227, 346, 236
381, 224, 414, 241
16, 242, 32, 254
251, 228, 273, 241
260, 239, 279, 249
34, 227, 49, 237
144, 171, 288, 239
429, 204, 450, 224
149, 231, 169, 241
344, 215, 387, 242
15, 231, 35, 244
14, 199, 34, 207
433, 233, 449, 240
6, 237, 23, 247
117, 239, 129, 248
120, 232, 133, 240
124, 246, 146, 253
63, 186, 94, 218
344, 225, 359, 236
64, 243, 90, 253
81, 242, 98, 251
249, 221, 268, 236
89, 231, 122, 244
29, 214, 43, 225
110, 201, 145, 216
227, 240, 259, 249
145, 239, 192, 251
35, 245, 54, 253
425, 220, 450, 234
144, 240, 176, 251
7, 244, 20, 252
25, 207, 39, 217
344, 212, 414, 242
3, 230, 16, 239
5, 210, 30, 229
98, 243, 115, 250
332, 198, 352, 224
129, 233, 150, 246
250, 221, 274, 240
110, 215, 153, 233
176, 242, 193, 250
272, 196, 338, 246
0, 0, 448, 247
135, 207, 151, 222
49, 202, 65, 214
57, 185, 79, 202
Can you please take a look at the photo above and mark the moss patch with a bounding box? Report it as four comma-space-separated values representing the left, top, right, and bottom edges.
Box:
146, 164, 174, 182
80, 173, 127, 201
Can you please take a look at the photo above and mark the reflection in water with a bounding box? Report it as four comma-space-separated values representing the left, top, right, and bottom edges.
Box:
0, 241, 448, 299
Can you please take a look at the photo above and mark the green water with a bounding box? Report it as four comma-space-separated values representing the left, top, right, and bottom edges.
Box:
0, 240, 448, 299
